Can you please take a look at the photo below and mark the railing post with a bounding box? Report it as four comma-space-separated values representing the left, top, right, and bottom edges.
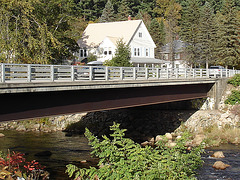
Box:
200, 69, 202, 78
145, 67, 148, 79
1, 63, 5, 83
27, 64, 31, 82
184, 68, 187, 78
166, 68, 169, 79
176, 68, 179, 79
156, 68, 159, 79
120, 67, 123, 80
89, 66, 93, 81
193, 69, 195, 78
133, 67, 136, 80
105, 66, 109, 80
50, 65, 54, 81
71, 66, 74, 81
220, 69, 223, 78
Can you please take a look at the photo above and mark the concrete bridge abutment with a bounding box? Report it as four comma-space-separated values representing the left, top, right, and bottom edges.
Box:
206, 78, 228, 110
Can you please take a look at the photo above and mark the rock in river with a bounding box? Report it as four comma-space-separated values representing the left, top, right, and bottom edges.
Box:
0, 133, 5, 138
212, 161, 230, 170
211, 151, 225, 158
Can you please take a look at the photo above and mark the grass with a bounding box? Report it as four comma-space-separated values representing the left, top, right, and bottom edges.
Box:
202, 124, 240, 147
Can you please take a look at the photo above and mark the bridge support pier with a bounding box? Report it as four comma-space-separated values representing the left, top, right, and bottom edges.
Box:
207, 78, 228, 110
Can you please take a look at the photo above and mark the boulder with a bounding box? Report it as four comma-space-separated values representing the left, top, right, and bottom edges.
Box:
155, 135, 163, 142
0, 133, 5, 138
165, 133, 172, 140
167, 142, 177, 148
141, 141, 149, 147
211, 151, 225, 158
192, 134, 205, 146
16, 125, 26, 131
212, 161, 230, 170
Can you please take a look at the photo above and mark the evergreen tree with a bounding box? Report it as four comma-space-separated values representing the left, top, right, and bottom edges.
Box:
215, 0, 240, 68
199, 1, 217, 68
155, 0, 181, 67
99, 0, 115, 23
180, 0, 202, 67
136, 10, 152, 29
149, 18, 165, 59
116, 0, 131, 21
107, 39, 132, 67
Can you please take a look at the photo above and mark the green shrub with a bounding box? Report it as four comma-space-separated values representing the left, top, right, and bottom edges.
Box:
225, 90, 240, 105
66, 123, 203, 180
228, 74, 240, 87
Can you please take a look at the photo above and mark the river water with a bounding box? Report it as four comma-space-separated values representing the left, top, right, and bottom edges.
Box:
0, 130, 239, 180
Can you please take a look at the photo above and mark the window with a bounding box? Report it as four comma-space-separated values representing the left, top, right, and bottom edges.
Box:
104, 51, 108, 55
139, 32, 142, 37
80, 49, 87, 57
145, 48, 149, 57
134, 48, 141, 56
109, 47, 112, 55
174, 53, 180, 59
163, 54, 168, 60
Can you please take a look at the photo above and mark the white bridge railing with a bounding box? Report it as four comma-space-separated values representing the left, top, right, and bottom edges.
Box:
0, 63, 239, 83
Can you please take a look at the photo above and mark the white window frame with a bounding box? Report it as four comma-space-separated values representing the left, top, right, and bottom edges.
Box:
174, 53, 180, 60
80, 49, 87, 57
134, 47, 141, 57
145, 48, 149, 57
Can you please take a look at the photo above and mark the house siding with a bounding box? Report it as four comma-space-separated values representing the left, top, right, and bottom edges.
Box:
130, 23, 155, 59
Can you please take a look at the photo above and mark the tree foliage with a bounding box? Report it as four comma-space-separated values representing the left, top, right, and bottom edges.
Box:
214, 0, 240, 67
66, 122, 204, 179
198, 1, 218, 68
99, 0, 115, 23
105, 39, 132, 67
0, 0, 79, 64
180, 0, 202, 67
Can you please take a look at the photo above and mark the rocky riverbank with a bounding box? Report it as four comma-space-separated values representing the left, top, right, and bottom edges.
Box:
1, 84, 239, 147
0, 113, 87, 132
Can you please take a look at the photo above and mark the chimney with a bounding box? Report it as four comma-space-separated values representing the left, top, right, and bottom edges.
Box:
128, 15, 131, 21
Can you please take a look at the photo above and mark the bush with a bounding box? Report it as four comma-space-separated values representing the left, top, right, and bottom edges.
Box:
66, 123, 203, 180
0, 150, 48, 179
225, 90, 240, 105
228, 74, 240, 87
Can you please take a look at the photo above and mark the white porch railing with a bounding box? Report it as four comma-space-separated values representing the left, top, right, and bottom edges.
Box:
0, 63, 239, 83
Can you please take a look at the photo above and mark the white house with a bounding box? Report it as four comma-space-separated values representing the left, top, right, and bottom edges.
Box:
160, 40, 188, 68
75, 19, 165, 67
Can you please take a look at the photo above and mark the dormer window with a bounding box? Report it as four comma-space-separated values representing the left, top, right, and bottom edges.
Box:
139, 32, 142, 38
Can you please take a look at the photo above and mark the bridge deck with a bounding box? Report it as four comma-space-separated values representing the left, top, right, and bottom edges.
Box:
0, 78, 217, 94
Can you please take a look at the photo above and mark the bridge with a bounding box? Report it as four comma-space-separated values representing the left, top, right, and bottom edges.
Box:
0, 63, 239, 122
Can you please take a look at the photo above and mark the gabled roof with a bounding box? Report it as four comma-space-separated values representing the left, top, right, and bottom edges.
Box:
78, 20, 142, 48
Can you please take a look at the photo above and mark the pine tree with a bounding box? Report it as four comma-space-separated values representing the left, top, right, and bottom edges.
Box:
99, 0, 115, 23
116, 0, 131, 21
149, 19, 165, 59
109, 39, 132, 67
180, 0, 202, 67
155, 0, 181, 67
136, 10, 152, 29
198, 1, 217, 68
214, 0, 240, 68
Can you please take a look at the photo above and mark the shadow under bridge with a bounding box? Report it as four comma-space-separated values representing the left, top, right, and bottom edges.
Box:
0, 80, 215, 122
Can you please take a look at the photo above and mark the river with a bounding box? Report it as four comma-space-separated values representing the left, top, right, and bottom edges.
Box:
0, 130, 239, 180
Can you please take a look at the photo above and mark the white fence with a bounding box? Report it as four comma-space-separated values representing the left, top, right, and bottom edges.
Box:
0, 63, 239, 83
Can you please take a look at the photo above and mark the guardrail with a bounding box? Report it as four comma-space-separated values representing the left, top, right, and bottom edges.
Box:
0, 63, 239, 83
